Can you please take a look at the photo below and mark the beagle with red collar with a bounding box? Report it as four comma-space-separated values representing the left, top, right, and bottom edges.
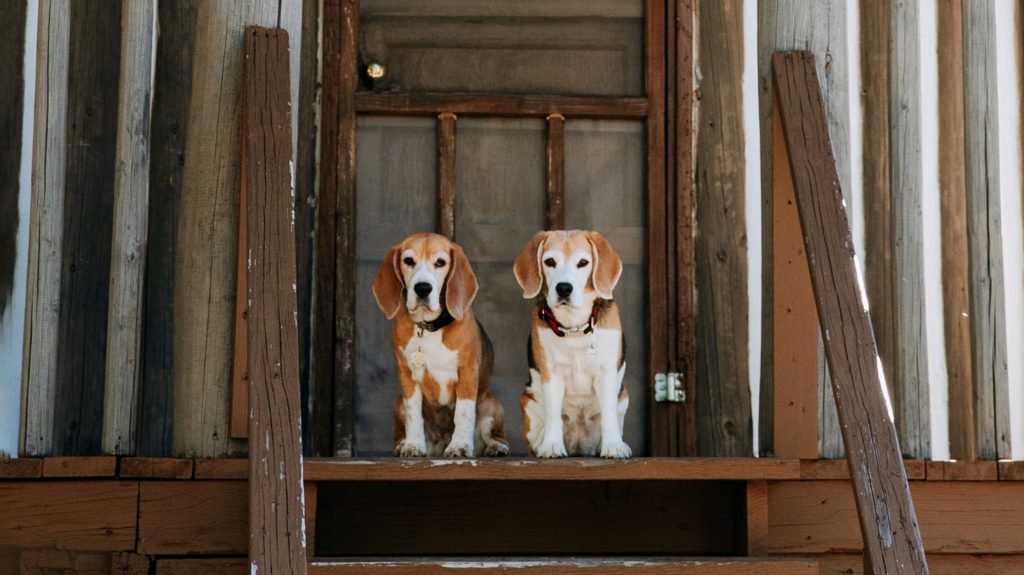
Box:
514, 230, 630, 458
373, 233, 510, 458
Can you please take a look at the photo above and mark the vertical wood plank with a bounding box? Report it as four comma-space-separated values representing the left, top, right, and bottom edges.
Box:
137, 0, 197, 457
773, 51, 928, 575
22, 0, 71, 456
437, 112, 456, 239
333, 0, 359, 457
937, 0, 975, 461
0, 0, 28, 458
695, 0, 751, 457
746, 480, 769, 556
230, 146, 250, 440
545, 113, 565, 230
173, 1, 291, 457
771, 101, 818, 460
962, 0, 1010, 460
102, 0, 158, 455
243, 27, 307, 574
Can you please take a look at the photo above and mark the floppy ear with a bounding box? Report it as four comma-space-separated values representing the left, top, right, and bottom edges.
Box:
444, 243, 478, 321
588, 231, 622, 299
513, 232, 546, 299
372, 245, 404, 319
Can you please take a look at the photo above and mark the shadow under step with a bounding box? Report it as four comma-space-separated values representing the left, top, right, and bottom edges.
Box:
308, 557, 818, 574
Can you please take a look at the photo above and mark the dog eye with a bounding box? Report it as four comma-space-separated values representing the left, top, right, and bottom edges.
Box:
577, 259, 589, 268
403, 257, 415, 266
544, 258, 556, 268
434, 259, 446, 268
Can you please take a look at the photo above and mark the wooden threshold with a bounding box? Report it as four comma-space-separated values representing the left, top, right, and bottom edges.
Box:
309, 557, 817, 575
355, 92, 649, 119
303, 457, 800, 481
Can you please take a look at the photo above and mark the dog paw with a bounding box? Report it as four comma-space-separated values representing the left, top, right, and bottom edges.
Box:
394, 440, 427, 457
534, 439, 568, 458
600, 439, 632, 459
443, 439, 473, 458
483, 442, 510, 457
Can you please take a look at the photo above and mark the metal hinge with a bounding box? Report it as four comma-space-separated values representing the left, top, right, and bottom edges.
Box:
654, 372, 686, 403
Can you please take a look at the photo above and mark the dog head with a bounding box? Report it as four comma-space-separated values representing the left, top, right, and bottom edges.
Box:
513, 230, 622, 309
373, 233, 479, 322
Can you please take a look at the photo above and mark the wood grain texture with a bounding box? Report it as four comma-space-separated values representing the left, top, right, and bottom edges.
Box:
924, 460, 997, 481
937, 0, 975, 462
962, 0, 1010, 460
156, 559, 248, 575
0, 457, 42, 479
437, 112, 457, 238
356, 93, 648, 119
22, 0, 71, 457
746, 480, 769, 556
773, 51, 928, 574
799, 459, 927, 481
194, 457, 248, 479
41, 456, 117, 477
102, 0, 157, 456
309, 559, 818, 575
242, 26, 307, 575
138, 0, 197, 457
138, 480, 247, 554
230, 168, 249, 440
0, 481, 138, 551
695, 0, 751, 457
545, 113, 565, 230
120, 457, 193, 479
813, 553, 1024, 575
53, 0, 122, 456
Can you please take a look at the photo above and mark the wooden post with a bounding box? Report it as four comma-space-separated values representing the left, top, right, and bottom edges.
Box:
102, 0, 158, 455
243, 26, 307, 575
545, 113, 565, 230
437, 112, 456, 239
773, 51, 928, 574
22, 0, 71, 456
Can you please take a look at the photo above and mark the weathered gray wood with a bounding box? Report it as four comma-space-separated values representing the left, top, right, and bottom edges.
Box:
173, 1, 300, 457
242, 26, 307, 575
962, 0, 1010, 460
102, 0, 158, 456
22, 0, 71, 456
757, 0, 852, 458
773, 51, 928, 575
695, 0, 751, 457
437, 112, 456, 239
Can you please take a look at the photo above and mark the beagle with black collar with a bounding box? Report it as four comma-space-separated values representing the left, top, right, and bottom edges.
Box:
373, 233, 510, 458
514, 230, 630, 458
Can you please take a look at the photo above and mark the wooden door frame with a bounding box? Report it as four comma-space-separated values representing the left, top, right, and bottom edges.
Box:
312, 0, 697, 457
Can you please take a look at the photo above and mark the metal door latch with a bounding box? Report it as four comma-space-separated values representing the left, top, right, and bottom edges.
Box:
654, 372, 686, 402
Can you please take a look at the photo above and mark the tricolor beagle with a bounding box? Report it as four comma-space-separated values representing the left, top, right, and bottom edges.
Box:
373, 233, 510, 458
514, 230, 630, 458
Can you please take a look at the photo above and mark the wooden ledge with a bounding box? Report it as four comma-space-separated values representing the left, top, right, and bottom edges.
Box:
303, 457, 800, 481
309, 557, 817, 575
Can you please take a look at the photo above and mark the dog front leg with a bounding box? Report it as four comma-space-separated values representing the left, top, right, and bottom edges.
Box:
597, 366, 631, 458
535, 371, 568, 458
445, 364, 478, 457
395, 369, 427, 457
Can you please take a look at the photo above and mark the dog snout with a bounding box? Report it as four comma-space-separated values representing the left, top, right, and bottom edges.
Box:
413, 282, 433, 298
555, 282, 573, 298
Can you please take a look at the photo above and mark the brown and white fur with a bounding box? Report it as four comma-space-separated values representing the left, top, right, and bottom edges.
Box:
514, 230, 630, 459
373, 233, 509, 458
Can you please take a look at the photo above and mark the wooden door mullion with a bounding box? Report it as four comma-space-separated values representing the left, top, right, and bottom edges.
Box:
545, 113, 566, 230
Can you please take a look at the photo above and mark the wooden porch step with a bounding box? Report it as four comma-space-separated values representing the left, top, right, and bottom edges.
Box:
308, 557, 818, 574
303, 457, 801, 481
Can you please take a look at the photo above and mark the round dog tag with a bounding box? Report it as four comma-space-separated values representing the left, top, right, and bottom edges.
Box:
409, 349, 428, 369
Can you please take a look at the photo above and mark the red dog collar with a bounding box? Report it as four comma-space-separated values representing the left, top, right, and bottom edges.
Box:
537, 301, 600, 337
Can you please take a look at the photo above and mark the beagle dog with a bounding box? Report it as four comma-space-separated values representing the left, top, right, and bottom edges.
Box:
373, 233, 510, 458
514, 230, 630, 458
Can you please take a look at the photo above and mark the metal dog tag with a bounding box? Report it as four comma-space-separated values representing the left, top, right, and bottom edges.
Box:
409, 349, 428, 369
585, 343, 598, 359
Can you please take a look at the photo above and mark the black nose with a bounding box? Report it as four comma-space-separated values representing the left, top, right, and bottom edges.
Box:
413, 282, 433, 298
555, 282, 573, 298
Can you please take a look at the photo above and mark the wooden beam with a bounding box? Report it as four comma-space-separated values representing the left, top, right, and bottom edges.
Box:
356, 92, 648, 119
230, 169, 249, 440
309, 559, 818, 575
138, 481, 247, 555
242, 26, 307, 575
545, 113, 565, 230
0, 481, 138, 551
41, 456, 117, 477
22, 0, 71, 457
772, 51, 928, 574
120, 457, 194, 479
437, 112, 457, 239
102, 0, 157, 456
156, 559, 248, 575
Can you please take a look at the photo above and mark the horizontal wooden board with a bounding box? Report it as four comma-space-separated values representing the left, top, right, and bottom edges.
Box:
355, 92, 648, 118
0, 481, 138, 551
120, 457, 194, 479
309, 558, 818, 575
925, 460, 997, 481
41, 456, 117, 477
997, 461, 1024, 480
799, 459, 926, 480
193, 457, 248, 479
304, 457, 800, 481
0, 458, 42, 479
156, 558, 248, 575
138, 481, 247, 554
809, 553, 1024, 575
769, 480, 1024, 553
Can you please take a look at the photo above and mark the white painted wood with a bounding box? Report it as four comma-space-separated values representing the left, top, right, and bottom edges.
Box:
101, 0, 158, 455
21, 0, 70, 457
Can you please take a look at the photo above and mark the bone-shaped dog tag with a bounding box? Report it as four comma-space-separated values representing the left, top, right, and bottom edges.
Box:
409, 349, 428, 369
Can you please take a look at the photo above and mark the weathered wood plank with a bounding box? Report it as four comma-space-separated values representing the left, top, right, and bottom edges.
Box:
138, 0, 197, 457
41, 455, 117, 477
0, 457, 41, 479
102, 0, 157, 456
746, 480, 769, 556
22, 0, 71, 457
0, 481, 138, 551
814, 553, 1024, 575
799, 459, 927, 481
309, 559, 818, 575
0, 0, 27, 459
230, 169, 249, 440
937, 0, 975, 462
545, 113, 565, 230
962, 0, 1010, 460
773, 51, 928, 574
924, 460, 997, 481
437, 112, 457, 238
243, 26, 307, 575
18, 548, 116, 575
138, 481, 247, 554
356, 93, 648, 119
695, 0, 750, 457
193, 457, 248, 479
53, 0, 122, 455
155, 559, 248, 575
120, 457, 193, 479
173, 1, 294, 457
